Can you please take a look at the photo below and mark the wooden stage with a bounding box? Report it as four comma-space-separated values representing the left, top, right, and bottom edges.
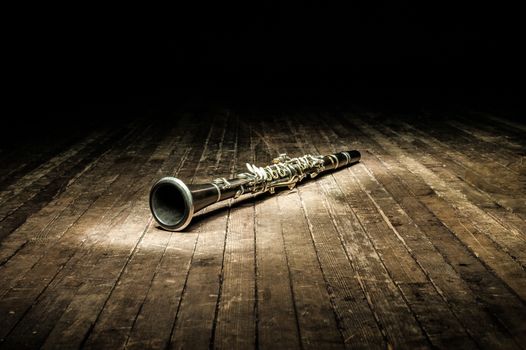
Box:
0, 111, 525, 349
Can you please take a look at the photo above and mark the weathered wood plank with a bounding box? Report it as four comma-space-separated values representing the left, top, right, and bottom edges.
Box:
38, 115, 214, 350
293, 115, 434, 349
263, 116, 345, 349
0, 126, 92, 190
0, 123, 156, 345
343, 115, 526, 346
213, 116, 257, 349
290, 117, 396, 348
380, 117, 526, 265
124, 114, 221, 350
450, 117, 525, 151
252, 116, 302, 350
366, 115, 526, 250
168, 113, 238, 349
76, 118, 202, 349
0, 110, 524, 350
0, 123, 171, 349
398, 119, 526, 218
0, 130, 106, 207
474, 112, 526, 135
123, 231, 198, 350
445, 118, 524, 173
0, 121, 140, 271
361, 118, 526, 296
351, 160, 517, 348
0, 127, 134, 241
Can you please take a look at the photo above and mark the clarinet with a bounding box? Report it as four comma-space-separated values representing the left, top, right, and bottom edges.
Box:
149, 150, 360, 231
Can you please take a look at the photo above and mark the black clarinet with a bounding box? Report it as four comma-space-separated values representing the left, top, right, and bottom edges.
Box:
149, 150, 360, 231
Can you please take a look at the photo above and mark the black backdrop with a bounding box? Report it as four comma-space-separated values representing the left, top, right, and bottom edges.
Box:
5, 1, 525, 135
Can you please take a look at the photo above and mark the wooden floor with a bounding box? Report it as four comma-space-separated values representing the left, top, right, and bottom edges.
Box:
0, 111, 525, 349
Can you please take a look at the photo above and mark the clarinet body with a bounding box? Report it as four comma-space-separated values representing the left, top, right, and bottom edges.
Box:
149, 150, 360, 231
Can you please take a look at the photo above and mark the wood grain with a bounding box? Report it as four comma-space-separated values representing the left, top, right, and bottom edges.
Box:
0, 111, 524, 349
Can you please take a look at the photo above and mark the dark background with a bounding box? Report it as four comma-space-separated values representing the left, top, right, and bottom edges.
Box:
5, 1, 525, 141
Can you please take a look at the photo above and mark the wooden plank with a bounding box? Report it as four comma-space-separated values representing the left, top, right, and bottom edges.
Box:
123, 232, 199, 350
383, 117, 526, 264
0, 127, 132, 241
167, 113, 239, 349
397, 119, 526, 218
402, 113, 525, 182
124, 115, 222, 350
277, 193, 346, 349
0, 130, 112, 231
434, 116, 522, 174
350, 159, 515, 348
356, 115, 525, 264
0, 110, 524, 349
442, 121, 526, 235
0, 122, 154, 343
405, 169, 526, 299
261, 116, 346, 349
448, 114, 526, 164
449, 117, 525, 151
0, 121, 172, 348
38, 115, 214, 350
0, 130, 107, 207
0, 121, 140, 269
212, 116, 257, 349
473, 111, 526, 134
445, 118, 524, 173
0, 125, 92, 190
252, 116, 302, 350
0, 126, 143, 328
84, 114, 231, 348
367, 115, 526, 250
372, 118, 526, 273
292, 115, 436, 349
75, 117, 202, 349
341, 114, 526, 345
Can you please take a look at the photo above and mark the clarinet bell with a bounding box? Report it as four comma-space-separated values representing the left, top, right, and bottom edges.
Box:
149, 177, 219, 231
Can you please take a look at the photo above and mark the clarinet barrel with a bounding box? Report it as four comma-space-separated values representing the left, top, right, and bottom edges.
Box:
149, 150, 360, 231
